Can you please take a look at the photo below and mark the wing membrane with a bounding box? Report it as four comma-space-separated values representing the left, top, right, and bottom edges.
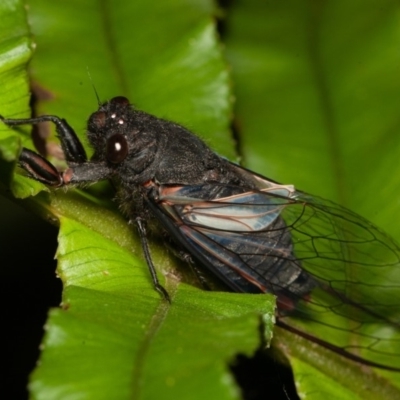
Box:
147, 169, 400, 370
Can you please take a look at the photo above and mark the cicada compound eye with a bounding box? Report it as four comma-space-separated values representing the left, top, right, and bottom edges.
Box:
110, 96, 130, 106
106, 133, 129, 164
91, 111, 106, 129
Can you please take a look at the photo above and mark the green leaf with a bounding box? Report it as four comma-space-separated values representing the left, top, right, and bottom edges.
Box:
27, 0, 234, 159
0, 0, 32, 186
30, 218, 274, 400
224, 0, 400, 398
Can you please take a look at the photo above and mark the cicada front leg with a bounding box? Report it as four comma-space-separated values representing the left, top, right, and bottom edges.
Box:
1, 114, 111, 186
1, 113, 87, 186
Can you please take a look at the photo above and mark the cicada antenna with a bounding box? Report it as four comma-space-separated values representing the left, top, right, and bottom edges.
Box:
86, 66, 101, 106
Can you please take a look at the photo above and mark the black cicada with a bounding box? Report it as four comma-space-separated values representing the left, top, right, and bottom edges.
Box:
2, 96, 400, 371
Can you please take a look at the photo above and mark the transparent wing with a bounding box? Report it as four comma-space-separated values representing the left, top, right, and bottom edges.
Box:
276, 191, 400, 370
147, 168, 400, 371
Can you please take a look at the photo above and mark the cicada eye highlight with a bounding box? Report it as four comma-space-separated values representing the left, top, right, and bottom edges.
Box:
106, 133, 128, 163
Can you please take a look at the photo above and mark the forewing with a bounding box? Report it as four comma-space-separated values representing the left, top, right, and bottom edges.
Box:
148, 171, 400, 370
